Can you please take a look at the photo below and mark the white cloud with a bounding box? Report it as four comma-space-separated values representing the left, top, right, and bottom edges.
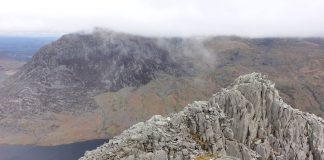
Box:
0, 0, 324, 37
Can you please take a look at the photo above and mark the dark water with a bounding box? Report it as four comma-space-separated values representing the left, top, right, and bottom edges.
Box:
0, 139, 107, 160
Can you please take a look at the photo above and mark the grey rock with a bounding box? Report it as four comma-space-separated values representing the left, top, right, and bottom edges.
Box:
255, 140, 271, 160
223, 128, 234, 140
80, 73, 324, 160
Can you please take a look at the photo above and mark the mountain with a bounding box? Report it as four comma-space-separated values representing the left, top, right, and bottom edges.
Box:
80, 73, 324, 160
0, 29, 324, 146
0, 30, 191, 145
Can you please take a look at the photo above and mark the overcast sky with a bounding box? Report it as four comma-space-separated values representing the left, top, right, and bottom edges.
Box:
0, 0, 324, 37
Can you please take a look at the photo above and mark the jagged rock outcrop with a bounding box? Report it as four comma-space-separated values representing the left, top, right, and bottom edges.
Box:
80, 73, 324, 160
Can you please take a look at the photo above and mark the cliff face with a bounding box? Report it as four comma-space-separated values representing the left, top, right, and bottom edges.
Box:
80, 73, 324, 160
0, 30, 191, 145
0, 30, 186, 117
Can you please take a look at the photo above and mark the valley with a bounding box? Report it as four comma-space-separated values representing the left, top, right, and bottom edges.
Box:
0, 36, 57, 61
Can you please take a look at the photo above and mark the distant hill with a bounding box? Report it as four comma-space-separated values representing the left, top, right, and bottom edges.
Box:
0, 36, 57, 61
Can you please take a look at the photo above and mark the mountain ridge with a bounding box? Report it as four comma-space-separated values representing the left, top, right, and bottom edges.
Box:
80, 73, 324, 160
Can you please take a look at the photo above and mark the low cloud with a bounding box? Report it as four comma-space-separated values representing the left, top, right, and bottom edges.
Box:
1, 0, 324, 37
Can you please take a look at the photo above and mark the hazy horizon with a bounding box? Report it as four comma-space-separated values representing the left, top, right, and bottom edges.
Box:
1, 0, 324, 37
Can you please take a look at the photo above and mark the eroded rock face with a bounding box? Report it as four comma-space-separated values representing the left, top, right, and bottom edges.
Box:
80, 73, 324, 160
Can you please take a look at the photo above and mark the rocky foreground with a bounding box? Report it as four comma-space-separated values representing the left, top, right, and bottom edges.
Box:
80, 73, 324, 160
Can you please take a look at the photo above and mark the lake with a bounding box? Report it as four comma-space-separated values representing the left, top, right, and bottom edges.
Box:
0, 139, 107, 160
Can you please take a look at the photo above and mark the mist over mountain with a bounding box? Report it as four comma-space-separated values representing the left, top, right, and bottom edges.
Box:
2, 0, 324, 37
0, 29, 324, 149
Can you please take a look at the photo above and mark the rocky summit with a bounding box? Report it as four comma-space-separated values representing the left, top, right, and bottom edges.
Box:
80, 73, 324, 160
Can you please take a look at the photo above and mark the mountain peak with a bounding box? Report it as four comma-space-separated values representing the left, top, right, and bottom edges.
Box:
80, 73, 324, 160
